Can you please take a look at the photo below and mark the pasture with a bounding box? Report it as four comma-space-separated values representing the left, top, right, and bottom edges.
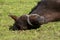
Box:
0, 0, 60, 40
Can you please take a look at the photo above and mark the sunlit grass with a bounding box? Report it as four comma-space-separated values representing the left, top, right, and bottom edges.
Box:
0, 0, 60, 40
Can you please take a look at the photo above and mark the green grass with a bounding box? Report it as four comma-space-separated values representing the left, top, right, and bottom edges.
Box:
0, 0, 60, 40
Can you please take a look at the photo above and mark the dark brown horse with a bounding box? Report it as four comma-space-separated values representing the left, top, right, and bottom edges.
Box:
9, 0, 60, 30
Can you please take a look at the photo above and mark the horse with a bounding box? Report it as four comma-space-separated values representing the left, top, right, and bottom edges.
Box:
9, 0, 60, 30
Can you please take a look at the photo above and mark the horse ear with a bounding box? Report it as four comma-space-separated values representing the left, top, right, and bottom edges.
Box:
9, 15, 18, 21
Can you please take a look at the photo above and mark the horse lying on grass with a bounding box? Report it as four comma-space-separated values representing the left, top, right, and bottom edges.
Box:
9, 0, 60, 30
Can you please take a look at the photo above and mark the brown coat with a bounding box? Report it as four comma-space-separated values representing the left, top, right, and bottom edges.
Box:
9, 0, 60, 30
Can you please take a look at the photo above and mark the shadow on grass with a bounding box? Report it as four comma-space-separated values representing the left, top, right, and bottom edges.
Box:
9, 25, 41, 31
9, 26, 20, 31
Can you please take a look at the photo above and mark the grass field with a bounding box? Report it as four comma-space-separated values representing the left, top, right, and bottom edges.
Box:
0, 0, 60, 40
